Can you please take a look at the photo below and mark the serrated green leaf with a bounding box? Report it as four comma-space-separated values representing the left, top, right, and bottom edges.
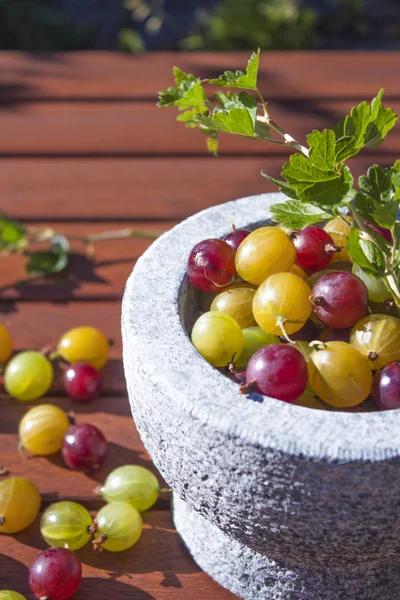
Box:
334, 135, 358, 164
215, 91, 257, 113
333, 90, 398, 163
307, 129, 336, 171
158, 68, 206, 109
177, 106, 208, 127
394, 160, 400, 172
269, 200, 333, 230
0, 213, 26, 251
195, 107, 256, 137
392, 170, 400, 202
176, 82, 206, 109
359, 238, 387, 273
359, 164, 393, 204
173, 66, 197, 87
372, 201, 399, 229
352, 191, 377, 222
347, 228, 385, 276
205, 48, 260, 90
282, 154, 353, 208
261, 172, 298, 199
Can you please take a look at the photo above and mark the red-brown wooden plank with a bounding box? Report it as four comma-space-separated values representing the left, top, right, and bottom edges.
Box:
1, 156, 392, 222
0, 302, 129, 394
0, 99, 398, 155
1, 395, 160, 505
0, 222, 172, 301
0, 396, 236, 599
0, 511, 237, 599
0, 302, 123, 357
0, 51, 399, 101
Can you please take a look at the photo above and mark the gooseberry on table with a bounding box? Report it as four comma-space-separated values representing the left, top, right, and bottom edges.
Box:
4, 351, 53, 402
0, 323, 13, 364
93, 501, 143, 552
63, 362, 103, 402
0, 593, 27, 600
57, 326, 110, 369
0, 477, 41, 534
99, 465, 160, 512
19, 404, 70, 456
40, 501, 94, 551
62, 423, 108, 472
28, 547, 82, 600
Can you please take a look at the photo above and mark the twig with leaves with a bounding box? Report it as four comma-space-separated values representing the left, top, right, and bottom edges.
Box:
158, 49, 400, 309
0, 216, 161, 277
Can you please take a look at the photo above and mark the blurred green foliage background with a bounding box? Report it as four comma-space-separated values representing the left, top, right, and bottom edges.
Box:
0, 0, 399, 52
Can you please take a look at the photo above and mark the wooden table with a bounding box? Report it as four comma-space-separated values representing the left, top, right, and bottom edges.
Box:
0, 51, 399, 599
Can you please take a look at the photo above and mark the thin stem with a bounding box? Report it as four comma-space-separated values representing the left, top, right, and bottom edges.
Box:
66, 228, 161, 244
256, 87, 269, 117
349, 202, 368, 234
390, 231, 398, 265
384, 275, 400, 308
256, 115, 309, 157
277, 318, 295, 344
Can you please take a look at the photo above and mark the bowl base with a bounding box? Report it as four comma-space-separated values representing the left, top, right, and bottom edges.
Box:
173, 493, 400, 600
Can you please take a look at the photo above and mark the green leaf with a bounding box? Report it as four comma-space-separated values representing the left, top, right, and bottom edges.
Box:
392, 170, 400, 202
261, 172, 298, 199
372, 201, 399, 229
393, 159, 400, 172
334, 135, 358, 164
173, 67, 197, 87
215, 91, 257, 113
307, 129, 336, 171
26, 236, 69, 276
205, 48, 260, 90
282, 154, 353, 208
195, 107, 257, 137
176, 106, 208, 128
0, 214, 26, 251
359, 238, 387, 273
333, 90, 398, 162
347, 228, 386, 276
359, 164, 393, 204
269, 200, 333, 230
26, 251, 68, 276
158, 68, 206, 108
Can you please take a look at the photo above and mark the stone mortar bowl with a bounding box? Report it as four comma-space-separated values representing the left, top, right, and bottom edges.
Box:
122, 193, 400, 600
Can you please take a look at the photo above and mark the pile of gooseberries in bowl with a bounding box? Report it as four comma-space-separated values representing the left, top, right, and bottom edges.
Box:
187, 217, 400, 412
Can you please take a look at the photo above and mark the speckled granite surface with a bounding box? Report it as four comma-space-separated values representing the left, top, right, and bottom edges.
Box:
174, 494, 400, 600
122, 193, 400, 599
